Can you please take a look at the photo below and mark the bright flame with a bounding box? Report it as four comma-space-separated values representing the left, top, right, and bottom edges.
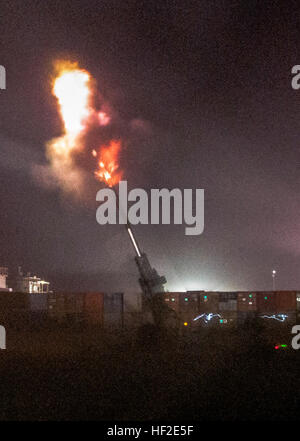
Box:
93, 140, 122, 187
53, 65, 91, 135
46, 61, 93, 194
44, 60, 122, 197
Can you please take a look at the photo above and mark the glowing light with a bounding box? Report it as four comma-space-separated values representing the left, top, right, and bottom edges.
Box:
184, 322, 188, 326
193, 313, 222, 324
275, 344, 288, 350
261, 314, 288, 322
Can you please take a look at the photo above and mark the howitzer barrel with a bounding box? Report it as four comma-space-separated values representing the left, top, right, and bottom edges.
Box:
126, 223, 142, 257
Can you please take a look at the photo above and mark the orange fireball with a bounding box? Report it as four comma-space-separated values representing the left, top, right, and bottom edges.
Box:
94, 140, 123, 187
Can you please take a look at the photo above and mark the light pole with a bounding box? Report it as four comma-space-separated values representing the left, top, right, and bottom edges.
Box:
272, 269, 277, 291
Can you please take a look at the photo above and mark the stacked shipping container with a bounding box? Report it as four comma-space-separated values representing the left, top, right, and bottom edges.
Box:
164, 292, 181, 313
164, 291, 298, 327
218, 292, 237, 324
0, 290, 298, 329
0, 292, 123, 328
104, 293, 124, 328
274, 291, 297, 323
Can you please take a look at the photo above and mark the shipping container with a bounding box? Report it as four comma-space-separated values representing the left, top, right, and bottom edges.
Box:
256, 292, 276, 314
104, 292, 124, 328
48, 292, 103, 325
0, 292, 28, 310
192, 291, 219, 313
0, 292, 48, 328
178, 292, 200, 316
29, 293, 48, 311
48, 292, 65, 322
275, 291, 297, 313
219, 300, 237, 311
83, 292, 104, 325
163, 292, 182, 313
237, 292, 257, 312
219, 292, 237, 312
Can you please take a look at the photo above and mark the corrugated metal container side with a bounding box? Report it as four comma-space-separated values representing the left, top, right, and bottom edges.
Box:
218, 293, 238, 312
0, 293, 29, 328
48, 292, 65, 321
256, 292, 276, 313
66, 293, 85, 314
29, 293, 48, 311
275, 291, 297, 313
237, 292, 257, 312
219, 292, 237, 301
104, 293, 124, 328
48, 293, 86, 323
219, 301, 237, 311
164, 292, 182, 312
104, 293, 123, 313
28, 310, 48, 327
84, 292, 104, 324
0, 292, 28, 310
196, 291, 219, 313
179, 292, 199, 312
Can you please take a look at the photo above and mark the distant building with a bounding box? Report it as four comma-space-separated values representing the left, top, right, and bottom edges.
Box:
0, 267, 9, 292
14, 267, 50, 294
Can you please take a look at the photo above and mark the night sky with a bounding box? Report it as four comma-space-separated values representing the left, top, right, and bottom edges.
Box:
1, 1, 300, 299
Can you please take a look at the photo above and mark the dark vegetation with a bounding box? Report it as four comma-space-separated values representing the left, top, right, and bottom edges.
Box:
0, 321, 299, 421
